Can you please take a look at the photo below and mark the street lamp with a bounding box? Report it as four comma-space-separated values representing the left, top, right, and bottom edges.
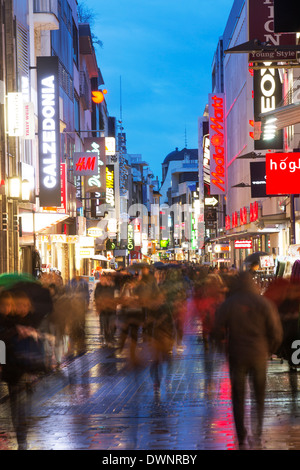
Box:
8, 177, 31, 201
8, 176, 21, 199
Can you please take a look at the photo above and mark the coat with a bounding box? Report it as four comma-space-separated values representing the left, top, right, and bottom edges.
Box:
214, 273, 283, 366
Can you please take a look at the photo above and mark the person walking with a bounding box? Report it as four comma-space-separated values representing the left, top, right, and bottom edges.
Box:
214, 271, 283, 448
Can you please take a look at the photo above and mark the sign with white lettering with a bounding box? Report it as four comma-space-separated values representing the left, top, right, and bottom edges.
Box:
84, 138, 106, 193
7, 93, 24, 137
37, 56, 61, 207
248, 0, 297, 62
234, 240, 253, 249
106, 165, 115, 207
208, 93, 226, 195
250, 161, 267, 197
266, 152, 300, 194
253, 64, 283, 150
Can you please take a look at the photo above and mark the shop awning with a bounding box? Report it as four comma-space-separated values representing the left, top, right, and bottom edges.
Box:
20, 212, 69, 233
91, 255, 109, 261
260, 102, 300, 131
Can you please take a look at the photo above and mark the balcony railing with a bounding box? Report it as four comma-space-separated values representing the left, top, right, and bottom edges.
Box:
33, 0, 58, 17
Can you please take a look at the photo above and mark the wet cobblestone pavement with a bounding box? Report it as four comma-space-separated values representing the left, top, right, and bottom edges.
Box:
0, 308, 300, 451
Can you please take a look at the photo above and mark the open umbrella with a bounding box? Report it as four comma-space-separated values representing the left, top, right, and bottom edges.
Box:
153, 261, 165, 269
0, 272, 36, 289
6, 281, 53, 327
244, 251, 269, 266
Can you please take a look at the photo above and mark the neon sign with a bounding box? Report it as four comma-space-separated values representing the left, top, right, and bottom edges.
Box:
235, 240, 252, 249
37, 56, 61, 207
84, 138, 106, 193
91, 90, 107, 104
127, 224, 134, 251
106, 165, 115, 207
73, 152, 98, 176
208, 93, 226, 195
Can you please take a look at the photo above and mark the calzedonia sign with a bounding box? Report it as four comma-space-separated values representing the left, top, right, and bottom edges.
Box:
37, 56, 61, 207
208, 93, 226, 196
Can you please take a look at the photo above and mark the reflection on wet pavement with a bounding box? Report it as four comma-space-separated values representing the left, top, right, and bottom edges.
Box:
0, 311, 299, 450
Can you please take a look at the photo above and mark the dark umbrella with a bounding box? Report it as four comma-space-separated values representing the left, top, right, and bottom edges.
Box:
7, 281, 53, 328
244, 251, 269, 265
153, 261, 165, 269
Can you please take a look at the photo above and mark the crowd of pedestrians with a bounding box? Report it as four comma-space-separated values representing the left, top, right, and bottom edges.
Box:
0, 261, 300, 449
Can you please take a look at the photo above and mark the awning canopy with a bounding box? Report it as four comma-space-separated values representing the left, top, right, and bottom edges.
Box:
260, 102, 300, 130
20, 212, 69, 233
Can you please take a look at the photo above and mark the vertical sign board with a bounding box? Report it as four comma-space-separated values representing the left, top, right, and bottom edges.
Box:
106, 165, 115, 208
248, 0, 297, 62
37, 56, 61, 207
84, 137, 106, 194
208, 93, 226, 196
253, 66, 283, 150
248, 0, 294, 151
250, 161, 267, 198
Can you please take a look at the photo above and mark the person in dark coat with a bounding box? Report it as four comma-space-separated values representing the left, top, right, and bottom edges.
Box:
214, 272, 283, 448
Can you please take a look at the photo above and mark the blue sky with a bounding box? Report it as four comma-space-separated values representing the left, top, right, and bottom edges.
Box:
86, 0, 233, 180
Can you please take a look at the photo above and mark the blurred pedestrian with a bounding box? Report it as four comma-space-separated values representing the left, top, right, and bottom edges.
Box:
193, 273, 227, 351
116, 276, 144, 364
66, 272, 89, 356
0, 288, 49, 450
135, 265, 160, 343
148, 295, 176, 393
265, 278, 300, 369
214, 272, 283, 448
94, 273, 118, 347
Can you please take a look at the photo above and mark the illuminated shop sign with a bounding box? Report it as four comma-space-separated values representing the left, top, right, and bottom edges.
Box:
232, 211, 238, 228
253, 63, 283, 150
240, 207, 247, 225
41, 163, 67, 213
234, 240, 253, 249
84, 138, 106, 193
7, 92, 24, 137
250, 161, 267, 198
127, 224, 134, 251
208, 93, 226, 195
73, 152, 98, 176
250, 201, 259, 222
225, 215, 231, 231
213, 244, 230, 253
37, 56, 61, 207
106, 165, 115, 207
24, 102, 35, 140
87, 227, 103, 237
248, 0, 297, 62
91, 89, 107, 103
105, 137, 116, 156
266, 152, 300, 194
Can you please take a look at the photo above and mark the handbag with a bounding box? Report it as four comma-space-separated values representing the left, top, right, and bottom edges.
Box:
10, 333, 47, 373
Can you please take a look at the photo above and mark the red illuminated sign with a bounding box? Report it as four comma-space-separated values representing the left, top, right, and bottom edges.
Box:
208, 93, 226, 195
234, 240, 253, 249
266, 152, 300, 194
225, 215, 230, 230
240, 207, 247, 225
73, 152, 99, 176
232, 211, 238, 228
250, 201, 258, 222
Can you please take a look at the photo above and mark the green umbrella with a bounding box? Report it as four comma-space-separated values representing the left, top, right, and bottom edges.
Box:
0, 272, 37, 288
